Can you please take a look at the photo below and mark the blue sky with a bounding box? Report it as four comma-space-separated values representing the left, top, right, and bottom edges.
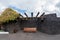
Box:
0, 0, 60, 17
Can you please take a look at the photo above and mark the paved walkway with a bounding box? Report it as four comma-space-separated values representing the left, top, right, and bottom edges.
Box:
9, 31, 60, 40
0, 34, 9, 40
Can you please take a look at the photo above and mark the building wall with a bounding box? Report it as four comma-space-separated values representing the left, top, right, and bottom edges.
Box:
3, 13, 60, 34
3, 21, 21, 33
37, 14, 60, 34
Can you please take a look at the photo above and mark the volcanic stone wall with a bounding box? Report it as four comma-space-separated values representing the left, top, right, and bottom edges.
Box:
20, 19, 37, 28
3, 13, 60, 34
37, 14, 60, 34
3, 20, 21, 33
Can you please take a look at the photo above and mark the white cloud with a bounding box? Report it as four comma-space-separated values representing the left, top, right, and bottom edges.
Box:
47, 5, 56, 11
0, 3, 6, 11
34, 0, 60, 17
0, 0, 60, 17
0, 3, 7, 15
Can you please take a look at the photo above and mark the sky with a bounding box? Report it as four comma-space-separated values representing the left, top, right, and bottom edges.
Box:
0, 0, 60, 17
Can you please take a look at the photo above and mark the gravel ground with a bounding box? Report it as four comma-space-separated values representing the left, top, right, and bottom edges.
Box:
0, 34, 9, 40
0, 31, 60, 40
9, 31, 60, 40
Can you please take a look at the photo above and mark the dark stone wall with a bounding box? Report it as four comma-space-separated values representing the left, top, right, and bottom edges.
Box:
3, 20, 21, 33
37, 14, 60, 34
2, 13, 60, 34
20, 20, 37, 28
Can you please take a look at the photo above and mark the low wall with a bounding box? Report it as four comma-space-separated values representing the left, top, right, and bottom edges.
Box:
3, 21, 21, 33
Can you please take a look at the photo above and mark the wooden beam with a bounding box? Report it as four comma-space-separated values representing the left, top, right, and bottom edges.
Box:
36, 12, 40, 17
31, 12, 33, 17
40, 12, 45, 21
19, 14, 24, 18
24, 13, 28, 17
40, 12, 45, 17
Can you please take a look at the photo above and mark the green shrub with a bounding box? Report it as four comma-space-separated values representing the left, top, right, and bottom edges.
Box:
0, 8, 20, 24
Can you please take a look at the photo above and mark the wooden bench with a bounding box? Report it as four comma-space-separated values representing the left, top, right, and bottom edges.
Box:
23, 27, 37, 32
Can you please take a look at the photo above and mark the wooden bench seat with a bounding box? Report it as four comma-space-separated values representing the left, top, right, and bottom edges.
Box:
23, 27, 37, 32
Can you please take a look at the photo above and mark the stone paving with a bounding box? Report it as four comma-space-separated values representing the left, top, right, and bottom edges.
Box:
0, 31, 60, 40
0, 34, 9, 40
9, 31, 60, 40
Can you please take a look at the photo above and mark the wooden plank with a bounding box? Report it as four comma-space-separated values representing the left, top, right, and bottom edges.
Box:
23, 27, 37, 32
